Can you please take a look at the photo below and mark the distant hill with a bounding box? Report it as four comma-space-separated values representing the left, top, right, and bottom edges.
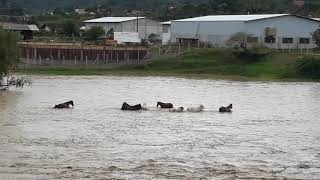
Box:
12, 0, 208, 10
4, 0, 320, 20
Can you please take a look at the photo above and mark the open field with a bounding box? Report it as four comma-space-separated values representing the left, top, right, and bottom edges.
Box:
19, 48, 320, 81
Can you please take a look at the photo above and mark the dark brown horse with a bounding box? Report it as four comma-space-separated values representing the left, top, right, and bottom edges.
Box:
54, 100, 74, 109
121, 102, 142, 111
157, 102, 173, 109
219, 104, 232, 113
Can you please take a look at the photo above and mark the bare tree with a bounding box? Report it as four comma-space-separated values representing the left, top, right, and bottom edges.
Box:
0, 72, 31, 91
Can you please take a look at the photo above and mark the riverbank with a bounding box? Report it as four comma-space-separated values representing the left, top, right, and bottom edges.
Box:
18, 48, 320, 81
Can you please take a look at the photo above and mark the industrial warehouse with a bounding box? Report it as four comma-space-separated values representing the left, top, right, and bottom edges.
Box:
166, 14, 320, 49
83, 17, 162, 43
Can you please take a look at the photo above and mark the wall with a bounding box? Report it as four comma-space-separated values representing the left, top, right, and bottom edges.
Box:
85, 18, 162, 40
244, 16, 320, 49
170, 15, 320, 49
85, 22, 122, 33
170, 21, 245, 46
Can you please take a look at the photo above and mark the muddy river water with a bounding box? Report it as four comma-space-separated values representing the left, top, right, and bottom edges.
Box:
1, 76, 320, 179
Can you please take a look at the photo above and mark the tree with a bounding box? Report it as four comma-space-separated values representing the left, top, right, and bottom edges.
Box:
0, 29, 31, 90
1, 0, 7, 6
312, 27, 320, 49
62, 20, 79, 37
83, 26, 105, 41
106, 28, 114, 39
0, 29, 18, 75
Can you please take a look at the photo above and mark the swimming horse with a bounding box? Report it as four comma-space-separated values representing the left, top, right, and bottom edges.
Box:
157, 102, 173, 109
187, 105, 205, 112
170, 107, 184, 112
141, 103, 148, 110
219, 104, 233, 113
121, 102, 142, 111
53, 100, 74, 109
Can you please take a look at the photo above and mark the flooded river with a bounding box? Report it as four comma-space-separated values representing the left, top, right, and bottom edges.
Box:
1, 76, 320, 179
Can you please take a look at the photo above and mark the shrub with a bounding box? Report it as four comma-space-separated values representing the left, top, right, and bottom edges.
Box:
83, 26, 105, 41
295, 56, 320, 79
232, 48, 269, 63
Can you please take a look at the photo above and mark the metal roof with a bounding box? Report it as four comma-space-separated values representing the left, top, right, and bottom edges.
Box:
84, 17, 145, 23
160, 21, 171, 25
173, 14, 291, 22
0, 23, 39, 31
28, 24, 39, 31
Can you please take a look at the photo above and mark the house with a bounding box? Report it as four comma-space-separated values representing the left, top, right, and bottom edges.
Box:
0, 23, 39, 40
83, 17, 162, 40
169, 14, 320, 49
41, 24, 52, 33
75, 9, 87, 15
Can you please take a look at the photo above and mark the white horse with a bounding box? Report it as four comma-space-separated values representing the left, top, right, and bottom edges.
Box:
169, 107, 184, 112
187, 105, 205, 112
141, 103, 148, 110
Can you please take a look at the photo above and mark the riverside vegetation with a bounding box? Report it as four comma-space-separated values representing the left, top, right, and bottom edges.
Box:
21, 48, 320, 81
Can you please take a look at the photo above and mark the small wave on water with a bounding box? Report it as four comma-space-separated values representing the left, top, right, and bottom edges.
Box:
1, 76, 320, 179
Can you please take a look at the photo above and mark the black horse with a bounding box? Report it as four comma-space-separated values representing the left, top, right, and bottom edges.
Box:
121, 102, 142, 111
219, 104, 233, 113
157, 102, 173, 108
54, 100, 74, 109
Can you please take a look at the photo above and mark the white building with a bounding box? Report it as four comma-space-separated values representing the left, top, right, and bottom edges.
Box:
169, 14, 320, 49
84, 17, 162, 40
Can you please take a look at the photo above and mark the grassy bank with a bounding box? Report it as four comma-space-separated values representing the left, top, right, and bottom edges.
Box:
19, 48, 320, 81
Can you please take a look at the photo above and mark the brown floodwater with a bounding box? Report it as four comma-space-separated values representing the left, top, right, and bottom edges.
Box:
0, 76, 320, 179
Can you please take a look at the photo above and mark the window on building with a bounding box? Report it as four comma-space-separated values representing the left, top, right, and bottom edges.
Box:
299, 38, 310, 44
247, 37, 258, 43
282, 38, 293, 44
265, 36, 275, 43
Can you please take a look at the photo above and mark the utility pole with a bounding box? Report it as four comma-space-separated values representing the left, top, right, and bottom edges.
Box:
136, 11, 139, 33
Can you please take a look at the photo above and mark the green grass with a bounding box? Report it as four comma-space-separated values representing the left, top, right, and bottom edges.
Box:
19, 48, 320, 81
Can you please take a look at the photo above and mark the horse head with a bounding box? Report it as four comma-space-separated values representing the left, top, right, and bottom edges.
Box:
229, 104, 233, 109
157, 102, 161, 107
200, 105, 205, 110
69, 101, 74, 107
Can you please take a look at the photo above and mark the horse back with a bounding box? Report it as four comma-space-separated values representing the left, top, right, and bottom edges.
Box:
121, 103, 142, 111
132, 104, 142, 110
54, 103, 67, 109
160, 103, 173, 108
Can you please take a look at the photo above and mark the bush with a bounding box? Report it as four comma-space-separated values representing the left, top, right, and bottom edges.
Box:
295, 56, 320, 79
62, 20, 79, 37
232, 48, 269, 63
83, 26, 105, 41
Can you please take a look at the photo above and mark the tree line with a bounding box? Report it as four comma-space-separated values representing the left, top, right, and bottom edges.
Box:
2, 0, 320, 20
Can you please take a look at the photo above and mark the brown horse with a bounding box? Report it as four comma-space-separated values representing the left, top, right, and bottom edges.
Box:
219, 104, 232, 113
121, 102, 142, 111
54, 100, 74, 109
157, 102, 173, 109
